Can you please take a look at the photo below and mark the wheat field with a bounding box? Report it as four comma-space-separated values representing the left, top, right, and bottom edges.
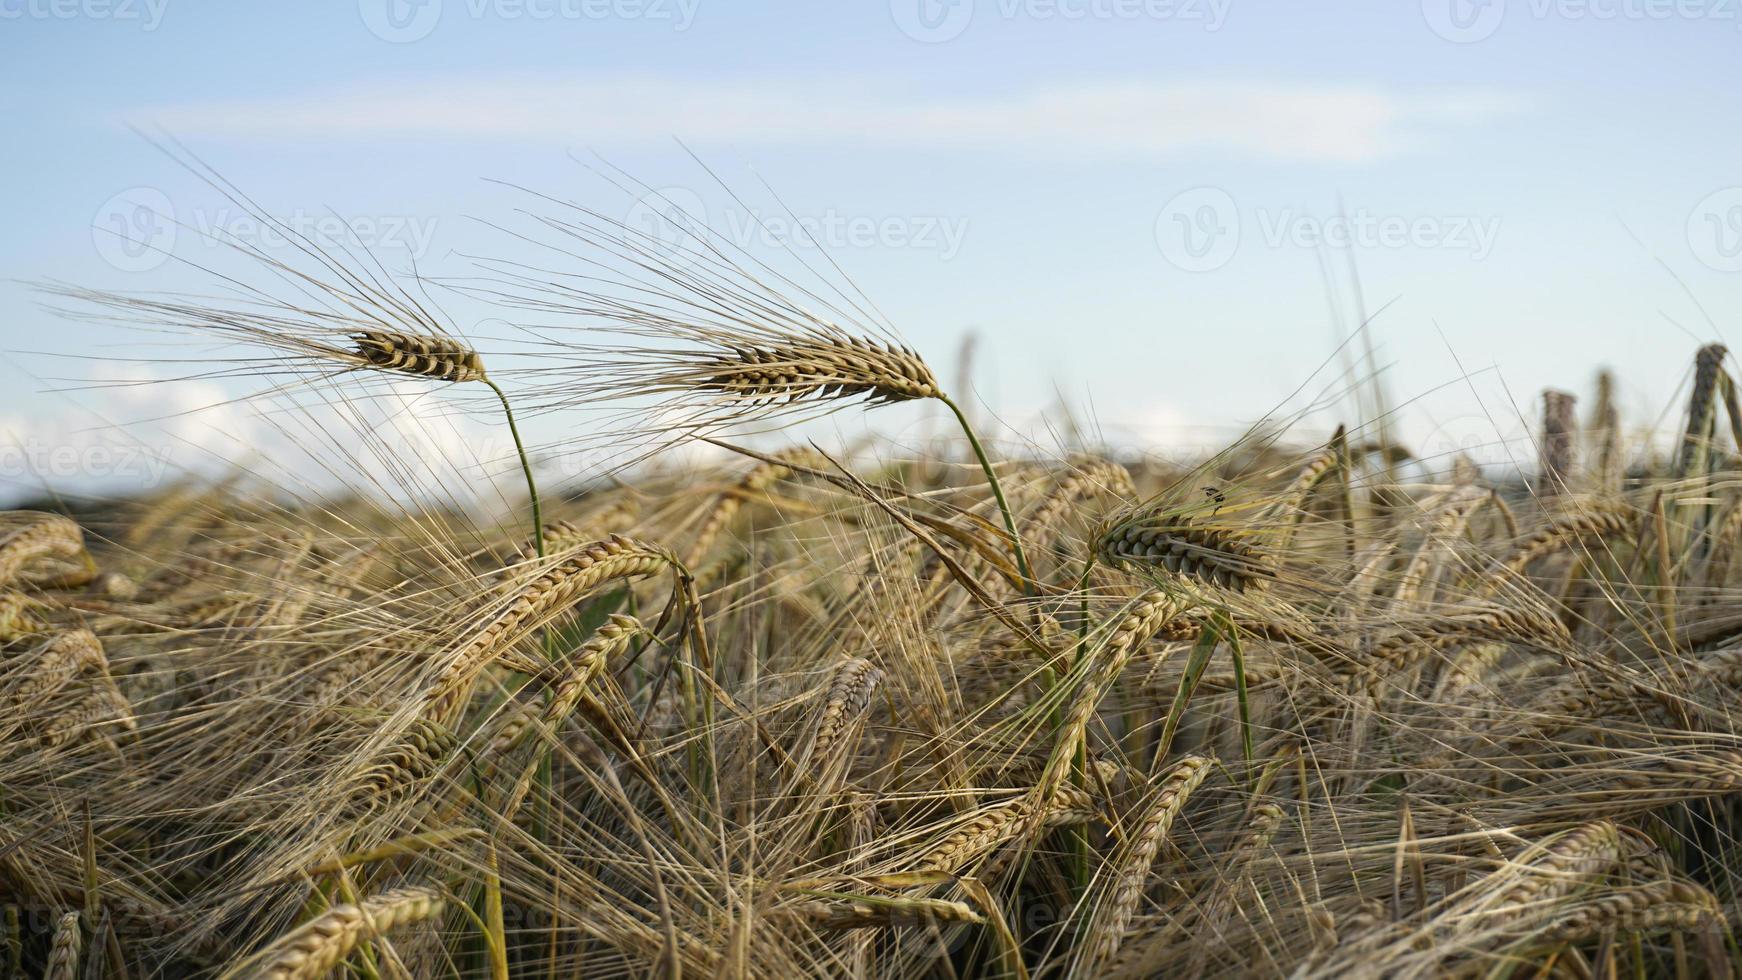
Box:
4, 177, 1741, 978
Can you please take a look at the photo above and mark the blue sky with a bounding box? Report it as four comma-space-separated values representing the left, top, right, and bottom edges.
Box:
1, 0, 1739, 500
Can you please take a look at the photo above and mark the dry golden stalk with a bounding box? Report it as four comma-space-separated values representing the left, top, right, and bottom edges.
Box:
788, 895, 983, 929
0, 514, 89, 588
1098, 508, 1274, 592
697, 337, 939, 405
350, 330, 486, 383
808, 657, 883, 763
45, 911, 80, 980
916, 786, 1097, 874
1539, 390, 1578, 494
1080, 755, 1215, 972
347, 719, 457, 812
426, 535, 678, 720
1543, 880, 1722, 941
246, 885, 445, 980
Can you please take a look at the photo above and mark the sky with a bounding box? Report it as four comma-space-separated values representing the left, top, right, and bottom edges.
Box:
1, 0, 1739, 502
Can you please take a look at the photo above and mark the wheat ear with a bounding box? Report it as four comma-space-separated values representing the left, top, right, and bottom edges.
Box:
1037, 592, 1179, 800
483, 614, 644, 768
425, 536, 678, 721
1677, 342, 1728, 478
1545, 879, 1723, 940
808, 657, 883, 763
788, 896, 983, 930
1080, 755, 1215, 972
349, 330, 486, 383
347, 718, 457, 813
1539, 389, 1578, 494
916, 786, 1097, 874
44, 911, 80, 980
1099, 508, 1274, 592
0, 514, 91, 588
244, 885, 445, 980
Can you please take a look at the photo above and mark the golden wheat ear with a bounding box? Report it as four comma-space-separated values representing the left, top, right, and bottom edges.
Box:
244, 885, 445, 980
349, 330, 488, 383
696, 336, 939, 406
1098, 505, 1275, 592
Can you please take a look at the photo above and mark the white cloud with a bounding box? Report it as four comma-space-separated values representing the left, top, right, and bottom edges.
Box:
134, 75, 1526, 164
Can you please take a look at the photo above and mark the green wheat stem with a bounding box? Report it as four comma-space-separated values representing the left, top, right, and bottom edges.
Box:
939, 393, 1034, 594
485, 379, 544, 559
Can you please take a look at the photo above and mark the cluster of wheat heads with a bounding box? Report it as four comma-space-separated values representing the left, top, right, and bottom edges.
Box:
8, 175, 1742, 976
